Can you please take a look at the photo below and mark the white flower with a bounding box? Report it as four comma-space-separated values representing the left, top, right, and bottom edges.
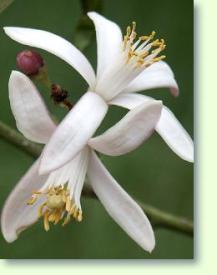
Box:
1, 71, 162, 252
4, 12, 193, 176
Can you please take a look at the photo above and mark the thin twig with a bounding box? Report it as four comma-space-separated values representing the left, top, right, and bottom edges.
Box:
0, 120, 193, 236
0, 0, 14, 14
0, 120, 42, 157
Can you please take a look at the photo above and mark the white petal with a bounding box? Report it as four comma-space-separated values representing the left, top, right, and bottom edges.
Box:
69, 147, 90, 208
89, 100, 162, 156
4, 27, 96, 88
39, 92, 108, 174
9, 71, 56, 144
110, 93, 194, 162
88, 12, 122, 81
122, 61, 179, 97
87, 151, 155, 252
41, 147, 90, 210
109, 91, 151, 109
156, 107, 194, 162
1, 159, 48, 242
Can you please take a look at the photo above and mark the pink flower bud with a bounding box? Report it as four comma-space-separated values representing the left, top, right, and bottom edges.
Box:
16, 50, 44, 76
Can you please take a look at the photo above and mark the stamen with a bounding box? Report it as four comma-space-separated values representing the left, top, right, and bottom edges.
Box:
27, 185, 83, 231
122, 22, 166, 68
44, 210, 50, 231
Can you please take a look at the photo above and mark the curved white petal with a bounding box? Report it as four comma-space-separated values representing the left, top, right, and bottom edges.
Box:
156, 107, 194, 162
1, 159, 48, 242
110, 93, 194, 162
109, 92, 151, 109
9, 71, 56, 144
39, 92, 108, 174
89, 100, 162, 156
122, 61, 179, 97
4, 27, 96, 88
88, 12, 122, 81
87, 151, 155, 252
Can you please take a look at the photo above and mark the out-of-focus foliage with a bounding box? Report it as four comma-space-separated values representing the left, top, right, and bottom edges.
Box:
74, 0, 103, 50
0, 0, 14, 14
0, 0, 193, 259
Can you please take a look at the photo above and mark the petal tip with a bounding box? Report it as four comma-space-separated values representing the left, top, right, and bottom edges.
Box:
4, 26, 17, 37
9, 70, 22, 79
184, 153, 194, 163
155, 100, 163, 108
141, 226, 155, 253
87, 11, 99, 18
3, 26, 10, 33
1, 207, 19, 243
170, 86, 179, 97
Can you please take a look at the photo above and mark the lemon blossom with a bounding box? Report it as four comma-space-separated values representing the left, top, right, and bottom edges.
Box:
3, 12, 193, 176
1, 71, 162, 253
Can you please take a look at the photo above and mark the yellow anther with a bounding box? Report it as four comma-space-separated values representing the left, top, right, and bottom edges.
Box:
43, 210, 50, 231
48, 212, 56, 222
123, 23, 165, 68
126, 26, 131, 36
140, 51, 149, 58
38, 202, 47, 217
27, 186, 83, 231
72, 208, 78, 219
132, 21, 136, 30
153, 55, 166, 62
27, 195, 37, 205
77, 211, 83, 222
151, 31, 156, 37
62, 213, 71, 226
139, 35, 148, 41
65, 196, 72, 212
54, 210, 62, 224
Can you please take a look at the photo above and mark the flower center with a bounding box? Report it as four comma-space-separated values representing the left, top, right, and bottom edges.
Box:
123, 22, 166, 68
27, 185, 82, 231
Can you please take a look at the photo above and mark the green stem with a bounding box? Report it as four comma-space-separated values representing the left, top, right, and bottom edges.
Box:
0, 120, 42, 158
0, 120, 193, 236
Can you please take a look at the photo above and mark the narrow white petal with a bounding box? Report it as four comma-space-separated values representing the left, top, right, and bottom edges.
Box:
69, 147, 90, 208
39, 92, 108, 174
4, 27, 96, 88
89, 100, 162, 156
1, 159, 48, 242
88, 12, 122, 81
9, 71, 56, 144
156, 107, 194, 162
87, 151, 155, 252
110, 93, 194, 162
122, 61, 179, 97
109, 92, 151, 109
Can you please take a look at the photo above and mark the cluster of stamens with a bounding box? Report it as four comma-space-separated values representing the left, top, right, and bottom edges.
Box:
123, 22, 166, 68
27, 186, 82, 231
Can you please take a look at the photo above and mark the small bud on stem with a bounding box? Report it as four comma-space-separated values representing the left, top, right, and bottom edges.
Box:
16, 50, 73, 111
16, 50, 44, 76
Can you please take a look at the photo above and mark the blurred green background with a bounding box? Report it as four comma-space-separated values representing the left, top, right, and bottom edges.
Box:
0, 0, 193, 259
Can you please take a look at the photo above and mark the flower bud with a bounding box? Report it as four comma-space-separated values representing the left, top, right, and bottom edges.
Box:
51, 84, 68, 103
16, 50, 44, 76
